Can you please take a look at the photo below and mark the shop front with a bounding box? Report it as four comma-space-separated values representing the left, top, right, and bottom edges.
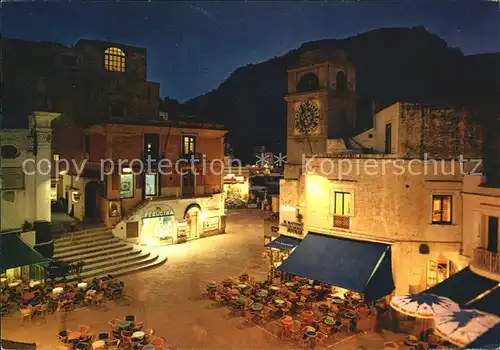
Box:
113, 193, 226, 246
140, 205, 176, 246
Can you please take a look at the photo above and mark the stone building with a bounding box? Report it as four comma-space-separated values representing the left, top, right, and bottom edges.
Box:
1, 112, 60, 232
462, 176, 500, 283
273, 49, 485, 298
1, 38, 160, 129
57, 119, 227, 246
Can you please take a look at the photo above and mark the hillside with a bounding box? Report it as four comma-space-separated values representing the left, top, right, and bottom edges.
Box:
163, 26, 499, 163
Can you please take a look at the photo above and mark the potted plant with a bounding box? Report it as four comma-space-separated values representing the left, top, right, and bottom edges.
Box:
22, 221, 33, 232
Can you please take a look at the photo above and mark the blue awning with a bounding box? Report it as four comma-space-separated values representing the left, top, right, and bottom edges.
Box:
465, 287, 500, 316
424, 267, 497, 306
276, 232, 394, 302
464, 323, 500, 349
265, 235, 301, 251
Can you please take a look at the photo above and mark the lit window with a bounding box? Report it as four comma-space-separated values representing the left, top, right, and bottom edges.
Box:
334, 191, 350, 216
120, 174, 134, 199
53, 153, 60, 161
145, 173, 157, 196
432, 195, 452, 224
104, 47, 125, 72
182, 136, 196, 156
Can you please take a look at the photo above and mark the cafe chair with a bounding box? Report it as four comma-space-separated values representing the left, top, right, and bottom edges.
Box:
78, 325, 90, 337
132, 321, 144, 332
121, 331, 133, 347
150, 337, 165, 350
20, 305, 33, 324
106, 339, 120, 350
108, 318, 121, 330
75, 342, 89, 350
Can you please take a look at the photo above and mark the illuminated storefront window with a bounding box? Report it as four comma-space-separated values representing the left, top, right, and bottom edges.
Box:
141, 206, 175, 246
333, 191, 350, 215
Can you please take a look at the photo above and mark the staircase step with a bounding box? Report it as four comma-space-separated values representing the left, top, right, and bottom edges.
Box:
53, 241, 129, 261
65, 253, 163, 281
53, 228, 112, 244
54, 232, 114, 249
81, 250, 150, 272
78, 249, 143, 266
54, 238, 120, 255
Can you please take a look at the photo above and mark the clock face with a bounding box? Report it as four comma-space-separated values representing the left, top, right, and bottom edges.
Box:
294, 101, 320, 135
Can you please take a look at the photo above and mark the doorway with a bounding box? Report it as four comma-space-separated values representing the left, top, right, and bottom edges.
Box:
185, 205, 201, 240
182, 170, 195, 196
487, 216, 499, 253
84, 181, 100, 219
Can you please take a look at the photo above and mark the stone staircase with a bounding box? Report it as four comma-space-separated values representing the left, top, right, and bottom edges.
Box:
53, 226, 166, 281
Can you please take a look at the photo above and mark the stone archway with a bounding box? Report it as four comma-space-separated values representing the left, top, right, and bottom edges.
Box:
184, 204, 201, 240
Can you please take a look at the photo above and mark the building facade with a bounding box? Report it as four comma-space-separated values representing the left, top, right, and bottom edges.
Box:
274, 49, 485, 297
57, 120, 227, 246
1, 112, 60, 232
462, 176, 500, 282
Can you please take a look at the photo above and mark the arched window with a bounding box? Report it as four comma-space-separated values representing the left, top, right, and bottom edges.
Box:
296, 72, 319, 93
336, 71, 347, 91
104, 47, 125, 72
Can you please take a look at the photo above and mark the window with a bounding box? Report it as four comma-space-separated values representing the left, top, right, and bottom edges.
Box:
182, 136, 196, 156
487, 216, 499, 253
53, 153, 60, 161
104, 47, 125, 72
333, 192, 351, 216
145, 173, 158, 196
296, 72, 319, 93
432, 195, 452, 224
120, 174, 134, 199
336, 71, 347, 91
385, 123, 392, 154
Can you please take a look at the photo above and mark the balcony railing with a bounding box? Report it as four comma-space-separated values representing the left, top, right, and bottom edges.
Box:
472, 247, 500, 276
333, 215, 350, 229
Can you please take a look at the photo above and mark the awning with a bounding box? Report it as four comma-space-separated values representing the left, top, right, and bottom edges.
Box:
464, 323, 500, 349
265, 235, 301, 251
276, 232, 394, 302
0, 233, 49, 272
424, 266, 497, 305
465, 287, 500, 316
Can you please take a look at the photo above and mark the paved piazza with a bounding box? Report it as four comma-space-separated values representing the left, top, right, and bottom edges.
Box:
2, 210, 405, 349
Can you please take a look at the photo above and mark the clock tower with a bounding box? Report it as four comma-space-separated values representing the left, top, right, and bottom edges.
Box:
284, 49, 357, 179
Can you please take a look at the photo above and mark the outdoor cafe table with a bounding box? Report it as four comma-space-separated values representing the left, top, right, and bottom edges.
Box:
67, 331, 81, 341
274, 299, 285, 307
133, 331, 145, 339
237, 283, 247, 290
29, 281, 41, 288
53, 287, 64, 295
91, 340, 106, 349
269, 286, 279, 292
324, 317, 335, 326
251, 303, 263, 311
8, 282, 20, 288
77, 282, 88, 290
207, 283, 217, 289
119, 320, 131, 329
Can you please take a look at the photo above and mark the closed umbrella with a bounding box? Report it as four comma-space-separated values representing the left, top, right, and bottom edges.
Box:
390, 293, 460, 319
433, 309, 500, 347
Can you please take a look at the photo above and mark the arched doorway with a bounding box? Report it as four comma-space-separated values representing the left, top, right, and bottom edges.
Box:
184, 204, 201, 240
427, 253, 457, 288
84, 181, 100, 219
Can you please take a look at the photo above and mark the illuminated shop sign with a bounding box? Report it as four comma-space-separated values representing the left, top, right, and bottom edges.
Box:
143, 206, 174, 219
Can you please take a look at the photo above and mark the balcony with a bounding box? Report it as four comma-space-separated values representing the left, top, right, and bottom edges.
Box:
180, 152, 205, 162
333, 215, 350, 229
472, 247, 500, 276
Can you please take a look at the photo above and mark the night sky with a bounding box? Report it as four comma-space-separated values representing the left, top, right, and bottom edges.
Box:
3, 1, 499, 101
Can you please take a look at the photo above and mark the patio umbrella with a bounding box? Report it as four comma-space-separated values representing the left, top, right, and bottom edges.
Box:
390, 293, 460, 319
464, 322, 500, 349
433, 309, 500, 347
